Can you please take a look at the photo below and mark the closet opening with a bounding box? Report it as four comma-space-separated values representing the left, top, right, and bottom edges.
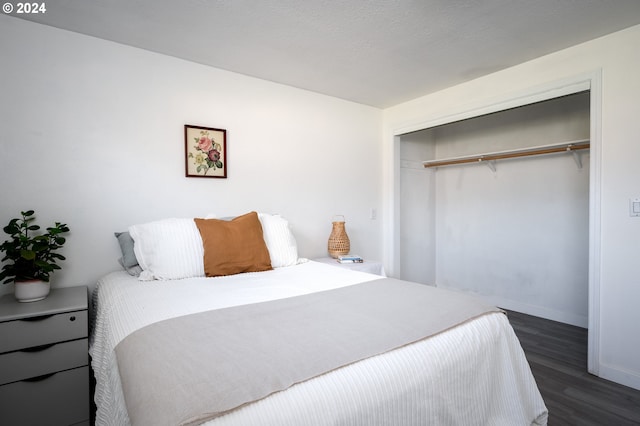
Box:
398, 91, 590, 328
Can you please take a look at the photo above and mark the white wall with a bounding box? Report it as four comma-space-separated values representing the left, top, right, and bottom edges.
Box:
399, 132, 436, 284
384, 25, 640, 390
0, 16, 383, 294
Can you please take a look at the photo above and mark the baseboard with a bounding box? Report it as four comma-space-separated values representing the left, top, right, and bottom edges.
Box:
437, 285, 588, 328
598, 364, 640, 392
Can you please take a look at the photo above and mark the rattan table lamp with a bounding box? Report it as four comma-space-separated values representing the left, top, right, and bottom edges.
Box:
327, 215, 350, 258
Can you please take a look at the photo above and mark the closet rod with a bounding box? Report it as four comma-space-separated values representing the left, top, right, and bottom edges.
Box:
422, 140, 590, 169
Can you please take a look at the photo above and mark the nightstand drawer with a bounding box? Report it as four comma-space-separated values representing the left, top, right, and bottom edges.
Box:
0, 338, 88, 385
0, 310, 88, 353
0, 366, 90, 426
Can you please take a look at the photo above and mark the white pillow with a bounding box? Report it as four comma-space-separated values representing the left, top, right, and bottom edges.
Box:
128, 218, 204, 280
258, 213, 299, 268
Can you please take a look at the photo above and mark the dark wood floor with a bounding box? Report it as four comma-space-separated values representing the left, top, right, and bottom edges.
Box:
505, 310, 640, 425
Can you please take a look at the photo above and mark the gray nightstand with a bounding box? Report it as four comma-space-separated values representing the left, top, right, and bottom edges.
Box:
0, 286, 90, 426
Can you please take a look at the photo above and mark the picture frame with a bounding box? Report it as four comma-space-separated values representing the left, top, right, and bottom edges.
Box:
185, 124, 227, 178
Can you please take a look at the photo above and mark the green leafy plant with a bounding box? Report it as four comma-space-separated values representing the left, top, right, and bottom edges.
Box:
0, 210, 70, 284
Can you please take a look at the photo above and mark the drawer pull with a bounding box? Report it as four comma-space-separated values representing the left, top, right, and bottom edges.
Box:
23, 372, 57, 382
70, 316, 76, 321
21, 314, 54, 322
22, 343, 56, 353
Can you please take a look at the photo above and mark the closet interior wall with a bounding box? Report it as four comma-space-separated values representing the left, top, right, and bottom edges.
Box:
399, 92, 590, 326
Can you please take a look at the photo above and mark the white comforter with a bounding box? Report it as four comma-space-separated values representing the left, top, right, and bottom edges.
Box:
90, 261, 548, 425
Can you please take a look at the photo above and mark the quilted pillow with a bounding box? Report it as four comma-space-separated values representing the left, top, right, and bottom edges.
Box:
128, 218, 204, 280
258, 213, 299, 268
194, 212, 272, 277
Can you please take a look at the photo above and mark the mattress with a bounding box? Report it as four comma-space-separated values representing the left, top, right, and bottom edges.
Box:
89, 260, 548, 425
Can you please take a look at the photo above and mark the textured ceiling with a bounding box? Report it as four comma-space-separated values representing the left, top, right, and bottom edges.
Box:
11, 0, 640, 107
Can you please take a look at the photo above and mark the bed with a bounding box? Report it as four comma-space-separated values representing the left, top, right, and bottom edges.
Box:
90, 212, 548, 425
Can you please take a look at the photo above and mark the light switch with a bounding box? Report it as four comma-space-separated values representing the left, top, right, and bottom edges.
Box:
630, 198, 640, 217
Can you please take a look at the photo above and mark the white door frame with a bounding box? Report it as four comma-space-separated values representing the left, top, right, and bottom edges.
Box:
385, 71, 602, 375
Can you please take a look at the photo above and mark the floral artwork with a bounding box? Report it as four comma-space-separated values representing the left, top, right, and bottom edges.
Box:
185, 125, 227, 178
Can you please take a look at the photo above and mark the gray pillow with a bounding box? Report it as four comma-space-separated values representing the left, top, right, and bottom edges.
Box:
118, 258, 143, 277
115, 231, 138, 269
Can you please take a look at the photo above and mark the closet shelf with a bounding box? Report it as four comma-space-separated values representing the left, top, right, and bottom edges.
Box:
422, 139, 590, 170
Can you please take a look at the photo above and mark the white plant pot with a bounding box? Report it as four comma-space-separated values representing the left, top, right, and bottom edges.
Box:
14, 279, 50, 303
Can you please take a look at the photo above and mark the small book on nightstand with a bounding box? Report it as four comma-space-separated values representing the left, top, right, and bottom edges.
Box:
337, 255, 363, 263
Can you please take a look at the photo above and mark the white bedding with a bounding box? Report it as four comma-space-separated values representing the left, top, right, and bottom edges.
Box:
90, 261, 548, 425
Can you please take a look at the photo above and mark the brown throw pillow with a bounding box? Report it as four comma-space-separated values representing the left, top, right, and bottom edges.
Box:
194, 212, 273, 277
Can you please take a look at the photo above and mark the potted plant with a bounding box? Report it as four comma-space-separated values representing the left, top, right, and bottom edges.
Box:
0, 210, 70, 302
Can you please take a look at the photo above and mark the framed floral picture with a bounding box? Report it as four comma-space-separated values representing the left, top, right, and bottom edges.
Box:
185, 125, 227, 178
